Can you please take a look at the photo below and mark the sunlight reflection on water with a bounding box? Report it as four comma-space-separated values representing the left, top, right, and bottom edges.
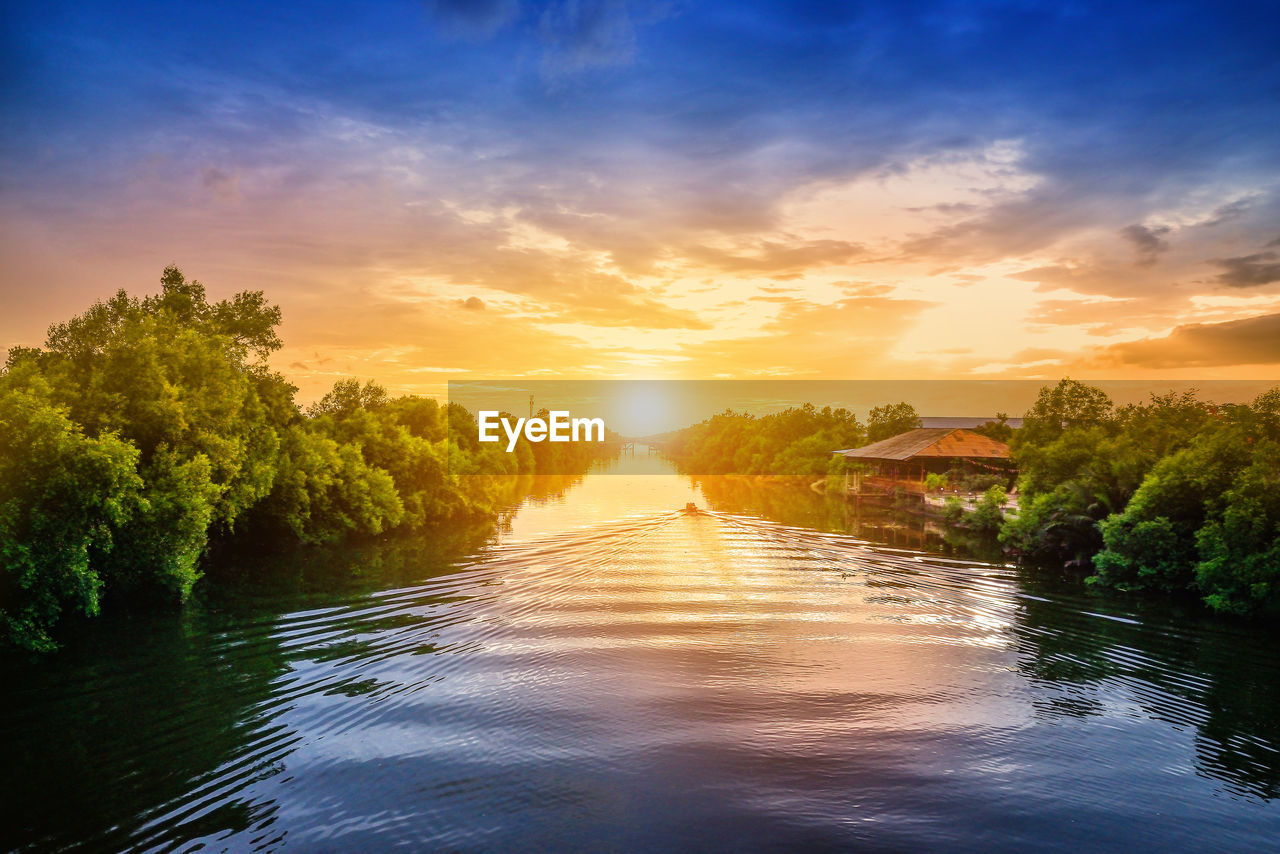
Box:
4, 461, 1280, 852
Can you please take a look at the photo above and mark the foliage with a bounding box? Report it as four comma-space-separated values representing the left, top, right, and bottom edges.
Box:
954, 471, 1005, 493
250, 425, 404, 545
307, 378, 389, 419
664, 404, 864, 476
1092, 427, 1251, 593
0, 267, 612, 650
1003, 385, 1219, 565
942, 486, 1006, 535
972, 413, 1013, 443
969, 486, 1007, 534
1017, 377, 1114, 445
1004, 380, 1280, 615
941, 496, 967, 525
1194, 441, 1280, 614
924, 472, 949, 492
867, 401, 921, 443
0, 384, 143, 650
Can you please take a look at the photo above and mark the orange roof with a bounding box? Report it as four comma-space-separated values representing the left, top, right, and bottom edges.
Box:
834, 428, 1010, 461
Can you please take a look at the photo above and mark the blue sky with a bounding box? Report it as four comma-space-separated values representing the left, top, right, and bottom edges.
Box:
3, 0, 1279, 396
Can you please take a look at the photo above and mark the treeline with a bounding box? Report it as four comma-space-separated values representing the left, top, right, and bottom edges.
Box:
0, 267, 609, 650
663, 379, 1280, 617
1002, 379, 1280, 616
663, 401, 922, 475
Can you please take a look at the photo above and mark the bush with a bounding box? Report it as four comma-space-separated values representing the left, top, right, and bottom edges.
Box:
969, 486, 1007, 534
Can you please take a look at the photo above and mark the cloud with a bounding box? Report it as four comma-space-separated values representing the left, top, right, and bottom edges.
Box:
1090, 312, 1280, 368
276, 292, 624, 398
1119, 223, 1171, 266
422, 0, 520, 37
1200, 198, 1254, 227
201, 166, 240, 201
678, 293, 935, 377
539, 0, 637, 75
5, 0, 1280, 385
1026, 298, 1148, 335
540, 293, 713, 329
1211, 251, 1280, 288
1006, 262, 1178, 301
681, 239, 865, 278
459, 296, 485, 310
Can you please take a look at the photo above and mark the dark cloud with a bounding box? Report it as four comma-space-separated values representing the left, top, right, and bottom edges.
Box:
1211, 252, 1280, 288
1093, 312, 1280, 368
460, 296, 486, 310
538, 0, 637, 75
422, 0, 520, 36
4, 0, 1280, 379
1200, 198, 1254, 227
200, 166, 240, 201
1119, 224, 1171, 267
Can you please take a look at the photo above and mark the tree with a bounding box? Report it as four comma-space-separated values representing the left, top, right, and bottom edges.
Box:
1092, 426, 1251, 593
1018, 378, 1113, 444
307, 378, 389, 419
253, 425, 404, 544
973, 412, 1013, 443
1195, 440, 1280, 614
866, 402, 921, 443
17, 267, 288, 532
663, 405, 863, 475
0, 384, 142, 650
0, 266, 619, 649
1, 265, 289, 633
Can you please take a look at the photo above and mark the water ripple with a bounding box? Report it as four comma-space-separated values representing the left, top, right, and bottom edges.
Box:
4, 506, 1280, 852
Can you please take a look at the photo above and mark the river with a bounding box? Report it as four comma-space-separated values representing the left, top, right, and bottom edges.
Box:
4, 453, 1280, 852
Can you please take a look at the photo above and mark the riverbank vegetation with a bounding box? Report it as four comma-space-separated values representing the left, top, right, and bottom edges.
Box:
0, 267, 610, 651
663, 401, 921, 475
663, 379, 1280, 618
1003, 379, 1280, 616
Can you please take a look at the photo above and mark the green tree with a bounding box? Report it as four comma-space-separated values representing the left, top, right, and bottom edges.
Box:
1092, 426, 1251, 592
1018, 378, 1113, 445
307, 378, 389, 419
973, 412, 1012, 443
0, 384, 142, 650
254, 425, 404, 544
1195, 440, 1280, 614
664, 405, 863, 475
866, 402, 921, 443
0, 266, 620, 648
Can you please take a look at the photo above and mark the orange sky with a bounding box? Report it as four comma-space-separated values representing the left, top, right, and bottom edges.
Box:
3, 4, 1278, 402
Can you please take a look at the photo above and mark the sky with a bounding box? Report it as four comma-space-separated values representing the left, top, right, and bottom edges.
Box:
2, 0, 1279, 401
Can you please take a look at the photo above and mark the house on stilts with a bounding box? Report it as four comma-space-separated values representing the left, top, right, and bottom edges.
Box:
832, 428, 1014, 497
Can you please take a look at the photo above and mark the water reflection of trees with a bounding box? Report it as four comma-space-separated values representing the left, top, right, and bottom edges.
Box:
691, 475, 1005, 562
692, 474, 1280, 803
0, 607, 291, 850
1012, 574, 1280, 801
1, 473, 589, 851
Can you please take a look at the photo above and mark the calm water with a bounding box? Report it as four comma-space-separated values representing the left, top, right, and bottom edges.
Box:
4, 454, 1280, 852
